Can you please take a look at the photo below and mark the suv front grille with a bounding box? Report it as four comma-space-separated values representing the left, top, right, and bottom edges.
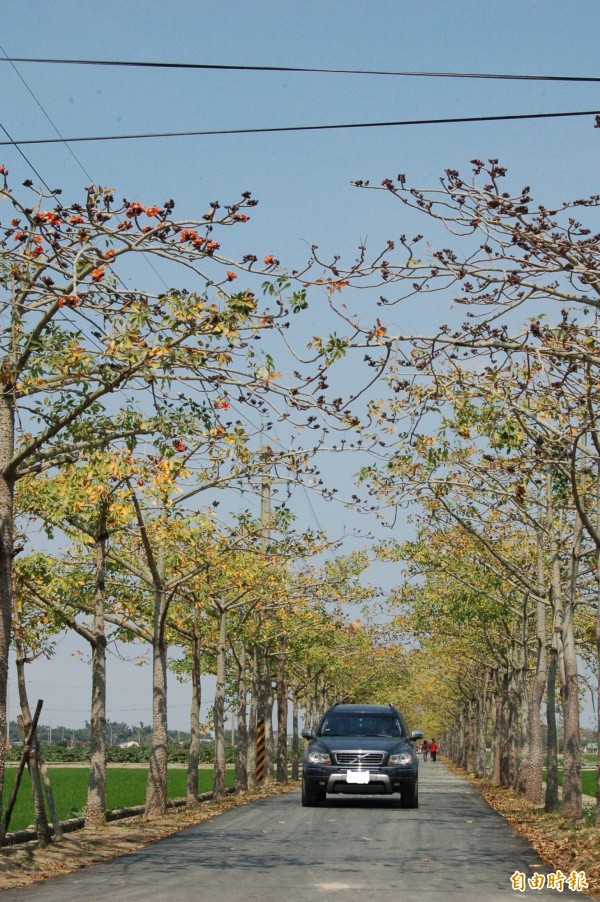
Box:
334, 751, 385, 767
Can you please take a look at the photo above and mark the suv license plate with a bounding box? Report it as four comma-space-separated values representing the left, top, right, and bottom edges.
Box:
347, 770, 370, 784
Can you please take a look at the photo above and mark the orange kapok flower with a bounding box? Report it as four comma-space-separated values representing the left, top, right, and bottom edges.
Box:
58, 294, 79, 308
126, 202, 145, 218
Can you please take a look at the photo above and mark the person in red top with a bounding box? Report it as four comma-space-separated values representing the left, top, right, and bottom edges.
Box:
429, 739, 438, 762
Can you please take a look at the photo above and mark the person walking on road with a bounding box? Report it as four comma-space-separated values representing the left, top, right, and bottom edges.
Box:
422, 739, 429, 762
429, 739, 438, 762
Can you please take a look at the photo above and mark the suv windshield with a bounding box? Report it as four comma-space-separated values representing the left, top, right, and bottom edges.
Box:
318, 713, 404, 738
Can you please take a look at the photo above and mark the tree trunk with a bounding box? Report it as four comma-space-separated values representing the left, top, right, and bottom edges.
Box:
145, 552, 169, 819
312, 673, 321, 729
455, 706, 466, 768
497, 673, 511, 788
145, 630, 169, 817
560, 619, 582, 818
596, 572, 600, 826
596, 464, 600, 827
561, 512, 583, 819
265, 667, 275, 783
16, 714, 50, 845
525, 626, 547, 803
246, 673, 257, 790
187, 633, 202, 804
545, 646, 559, 813
291, 691, 300, 780
318, 678, 329, 722
516, 601, 530, 794
525, 541, 548, 804
596, 477, 600, 826
545, 466, 582, 819
235, 645, 248, 791
13, 679, 50, 845
490, 691, 501, 784
464, 703, 474, 772
213, 608, 227, 798
304, 669, 316, 734
0, 389, 15, 820
12, 592, 51, 844
86, 512, 108, 827
475, 675, 488, 779
276, 638, 288, 784
507, 664, 519, 790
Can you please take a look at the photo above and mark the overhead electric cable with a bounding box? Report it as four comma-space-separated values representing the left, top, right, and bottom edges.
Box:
1, 109, 597, 147
0, 43, 94, 184
9, 45, 209, 299
0, 119, 53, 191
0, 46, 170, 291
3, 57, 600, 83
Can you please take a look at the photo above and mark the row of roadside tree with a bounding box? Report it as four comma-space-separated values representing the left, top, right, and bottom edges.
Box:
2, 149, 600, 839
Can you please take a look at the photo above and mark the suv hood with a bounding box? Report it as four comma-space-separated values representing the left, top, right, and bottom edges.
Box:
314, 736, 410, 753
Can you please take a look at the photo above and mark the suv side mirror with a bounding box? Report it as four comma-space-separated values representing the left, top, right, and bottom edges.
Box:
301, 728, 314, 740
410, 730, 424, 742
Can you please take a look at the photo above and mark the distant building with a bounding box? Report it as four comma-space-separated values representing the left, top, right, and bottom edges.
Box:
119, 740, 140, 749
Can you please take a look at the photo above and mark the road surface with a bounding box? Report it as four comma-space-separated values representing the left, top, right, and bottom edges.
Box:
4, 763, 589, 901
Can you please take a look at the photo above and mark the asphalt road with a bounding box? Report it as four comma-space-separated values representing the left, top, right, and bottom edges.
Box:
4, 763, 589, 901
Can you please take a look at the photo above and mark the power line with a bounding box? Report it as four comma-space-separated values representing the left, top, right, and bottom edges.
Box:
0, 47, 170, 292
2, 109, 598, 148
0, 54, 55, 189
3, 57, 600, 83
0, 119, 53, 189
0, 44, 94, 184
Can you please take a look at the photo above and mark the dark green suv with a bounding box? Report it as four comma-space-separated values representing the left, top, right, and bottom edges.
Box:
301, 703, 423, 808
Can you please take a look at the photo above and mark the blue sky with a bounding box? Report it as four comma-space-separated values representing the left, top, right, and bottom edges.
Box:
2, 1, 599, 729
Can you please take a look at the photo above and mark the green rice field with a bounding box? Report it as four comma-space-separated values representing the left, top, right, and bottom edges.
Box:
2, 767, 235, 834
544, 769, 597, 797
561, 770, 596, 797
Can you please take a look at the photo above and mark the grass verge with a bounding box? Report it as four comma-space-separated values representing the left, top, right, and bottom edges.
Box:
3, 767, 235, 833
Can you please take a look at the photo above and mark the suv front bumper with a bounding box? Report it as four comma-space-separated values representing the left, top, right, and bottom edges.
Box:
303, 765, 416, 795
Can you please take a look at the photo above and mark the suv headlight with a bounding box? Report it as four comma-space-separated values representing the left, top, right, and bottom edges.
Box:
308, 750, 332, 764
388, 753, 413, 765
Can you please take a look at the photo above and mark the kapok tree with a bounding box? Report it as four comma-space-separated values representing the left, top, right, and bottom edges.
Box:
17, 448, 146, 826
315, 154, 600, 820
0, 168, 377, 819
